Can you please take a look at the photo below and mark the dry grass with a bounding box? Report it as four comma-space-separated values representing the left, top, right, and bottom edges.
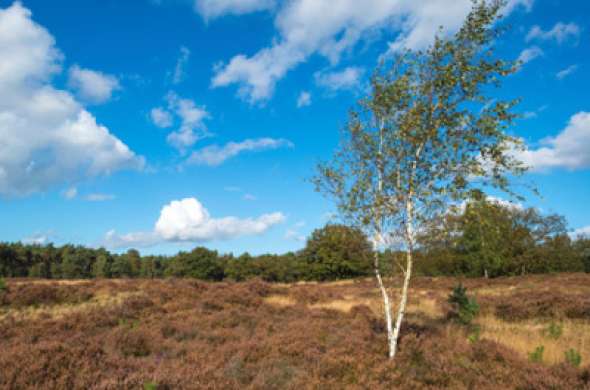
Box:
478, 315, 590, 365
264, 295, 297, 308
0, 291, 142, 321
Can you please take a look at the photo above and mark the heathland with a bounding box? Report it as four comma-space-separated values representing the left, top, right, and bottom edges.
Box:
1, 274, 590, 389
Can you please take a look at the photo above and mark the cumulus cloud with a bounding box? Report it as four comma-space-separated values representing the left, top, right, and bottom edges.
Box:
296, 91, 311, 108
166, 93, 211, 150
556, 64, 578, 80
22, 232, 51, 245
0, 3, 143, 196
150, 92, 210, 150
211, 0, 531, 103
194, 0, 275, 20
314, 67, 364, 92
150, 107, 173, 128
104, 197, 285, 248
516, 111, 590, 172
68, 65, 120, 104
526, 22, 581, 44
571, 225, 590, 239
172, 46, 190, 84
517, 46, 543, 65
187, 138, 293, 166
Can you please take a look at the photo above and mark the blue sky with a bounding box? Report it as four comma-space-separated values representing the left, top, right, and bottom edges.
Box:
0, 0, 588, 255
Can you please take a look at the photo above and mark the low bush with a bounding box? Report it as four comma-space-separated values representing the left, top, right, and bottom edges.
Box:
529, 345, 544, 363
544, 322, 563, 340
565, 348, 582, 367
448, 283, 480, 325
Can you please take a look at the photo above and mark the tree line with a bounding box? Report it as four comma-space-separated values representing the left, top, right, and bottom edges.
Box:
1, 200, 589, 282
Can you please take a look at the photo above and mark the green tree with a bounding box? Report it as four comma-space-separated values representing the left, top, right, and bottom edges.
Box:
93, 252, 112, 278
61, 248, 86, 279
111, 255, 133, 278
301, 224, 372, 281
127, 249, 142, 277
167, 247, 224, 281
313, 1, 526, 359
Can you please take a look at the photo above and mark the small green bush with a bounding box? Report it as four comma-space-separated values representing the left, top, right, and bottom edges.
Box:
0, 278, 6, 292
448, 283, 480, 325
565, 349, 582, 367
529, 345, 544, 363
544, 322, 563, 340
467, 325, 481, 343
143, 383, 158, 390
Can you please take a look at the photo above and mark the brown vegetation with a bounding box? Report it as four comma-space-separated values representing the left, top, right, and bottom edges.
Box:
1, 274, 590, 389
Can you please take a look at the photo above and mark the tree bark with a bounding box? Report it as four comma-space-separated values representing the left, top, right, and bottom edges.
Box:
390, 200, 415, 360
372, 235, 394, 359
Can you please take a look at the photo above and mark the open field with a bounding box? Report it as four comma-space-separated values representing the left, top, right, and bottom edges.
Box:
1, 274, 590, 389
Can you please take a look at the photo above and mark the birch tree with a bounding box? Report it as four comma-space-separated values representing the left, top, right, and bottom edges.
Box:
313, 0, 527, 360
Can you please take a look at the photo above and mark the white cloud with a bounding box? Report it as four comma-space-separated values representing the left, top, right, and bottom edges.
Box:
166, 92, 210, 150
0, 3, 143, 196
104, 197, 285, 248
23, 233, 50, 245
314, 67, 364, 92
556, 64, 578, 80
172, 46, 190, 84
504, 0, 534, 13
516, 111, 590, 172
486, 196, 524, 211
284, 220, 306, 242
63, 186, 78, 200
526, 22, 581, 44
522, 105, 548, 120
85, 193, 116, 202
517, 46, 543, 65
150, 107, 173, 128
153, 92, 210, 151
187, 138, 293, 166
296, 91, 311, 108
194, 0, 275, 20
211, 0, 529, 103
68, 65, 120, 104
284, 228, 305, 242
571, 225, 590, 239
243, 193, 257, 201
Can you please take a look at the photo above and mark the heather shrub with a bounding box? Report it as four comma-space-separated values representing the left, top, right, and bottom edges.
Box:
565, 348, 582, 367
448, 283, 479, 325
116, 329, 151, 357
529, 345, 544, 363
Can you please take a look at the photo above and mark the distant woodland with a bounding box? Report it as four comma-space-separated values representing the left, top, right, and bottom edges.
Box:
2, 198, 589, 282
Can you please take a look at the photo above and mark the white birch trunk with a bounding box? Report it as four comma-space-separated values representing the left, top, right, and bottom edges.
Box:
389, 200, 415, 359
372, 235, 394, 358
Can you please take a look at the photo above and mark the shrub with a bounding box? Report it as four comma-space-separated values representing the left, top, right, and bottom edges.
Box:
467, 325, 481, 343
0, 278, 6, 293
565, 349, 582, 367
529, 346, 544, 363
448, 283, 480, 325
544, 322, 563, 340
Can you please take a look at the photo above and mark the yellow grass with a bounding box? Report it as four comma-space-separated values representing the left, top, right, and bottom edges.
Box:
263, 295, 297, 308
478, 315, 590, 365
0, 291, 142, 321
